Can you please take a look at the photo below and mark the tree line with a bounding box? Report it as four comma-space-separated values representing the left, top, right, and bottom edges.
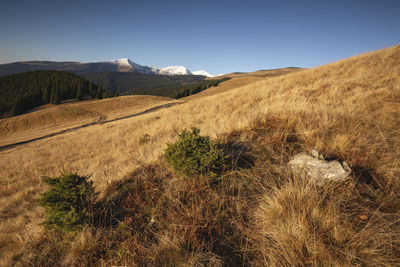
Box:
171, 78, 230, 98
83, 71, 230, 99
83, 71, 206, 95
0, 70, 117, 118
129, 78, 230, 98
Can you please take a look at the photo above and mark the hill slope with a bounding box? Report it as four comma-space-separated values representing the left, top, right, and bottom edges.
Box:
212, 66, 303, 79
186, 67, 304, 100
0, 44, 399, 265
0, 95, 180, 148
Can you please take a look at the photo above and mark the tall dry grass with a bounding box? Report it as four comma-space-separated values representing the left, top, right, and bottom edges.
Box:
252, 173, 400, 266
0, 44, 399, 265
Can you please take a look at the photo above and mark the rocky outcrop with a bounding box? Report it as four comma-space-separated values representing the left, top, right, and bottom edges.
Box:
288, 149, 351, 185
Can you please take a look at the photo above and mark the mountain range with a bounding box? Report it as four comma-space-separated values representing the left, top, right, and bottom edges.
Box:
0, 58, 215, 77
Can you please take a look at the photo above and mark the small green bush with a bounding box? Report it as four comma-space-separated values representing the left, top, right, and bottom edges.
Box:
38, 170, 97, 232
139, 133, 151, 145
165, 127, 229, 177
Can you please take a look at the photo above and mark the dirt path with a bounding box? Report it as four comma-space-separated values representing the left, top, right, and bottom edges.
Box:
0, 102, 183, 152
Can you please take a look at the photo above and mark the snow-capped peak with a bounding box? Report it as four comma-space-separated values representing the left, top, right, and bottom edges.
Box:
192, 70, 214, 77
105, 58, 211, 76
158, 66, 192, 75
109, 58, 132, 67
107, 58, 158, 74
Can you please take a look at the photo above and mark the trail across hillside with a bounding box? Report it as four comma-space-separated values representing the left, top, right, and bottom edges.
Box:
0, 102, 183, 152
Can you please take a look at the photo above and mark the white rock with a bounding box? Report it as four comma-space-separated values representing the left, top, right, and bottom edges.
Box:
288, 151, 351, 185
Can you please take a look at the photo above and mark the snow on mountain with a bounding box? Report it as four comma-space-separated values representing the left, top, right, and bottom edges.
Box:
192, 70, 214, 77
158, 66, 192, 75
108, 58, 131, 67
107, 58, 214, 77
107, 58, 157, 74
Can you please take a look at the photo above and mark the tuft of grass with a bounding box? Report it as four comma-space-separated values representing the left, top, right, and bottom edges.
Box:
138, 133, 151, 145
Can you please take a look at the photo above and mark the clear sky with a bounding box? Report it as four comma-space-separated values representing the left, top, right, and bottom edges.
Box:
1, 0, 399, 75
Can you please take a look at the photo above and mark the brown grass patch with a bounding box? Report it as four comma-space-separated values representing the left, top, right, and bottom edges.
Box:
252, 174, 400, 266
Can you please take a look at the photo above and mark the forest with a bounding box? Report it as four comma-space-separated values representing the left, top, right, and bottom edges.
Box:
0, 70, 116, 118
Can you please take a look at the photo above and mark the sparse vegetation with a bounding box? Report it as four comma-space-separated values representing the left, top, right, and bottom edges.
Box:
165, 127, 229, 177
138, 133, 151, 145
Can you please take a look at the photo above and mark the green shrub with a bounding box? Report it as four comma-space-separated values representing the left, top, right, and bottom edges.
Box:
139, 133, 151, 145
164, 128, 229, 177
38, 170, 97, 232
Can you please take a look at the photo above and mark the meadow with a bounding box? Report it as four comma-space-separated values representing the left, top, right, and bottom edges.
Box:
1, 44, 399, 266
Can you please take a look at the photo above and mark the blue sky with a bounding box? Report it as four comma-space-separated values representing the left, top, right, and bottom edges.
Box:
1, 0, 399, 75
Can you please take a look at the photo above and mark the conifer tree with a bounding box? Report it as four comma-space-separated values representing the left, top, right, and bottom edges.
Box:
76, 85, 83, 100
54, 88, 60, 104
49, 88, 55, 104
42, 86, 49, 103
95, 85, 102, 99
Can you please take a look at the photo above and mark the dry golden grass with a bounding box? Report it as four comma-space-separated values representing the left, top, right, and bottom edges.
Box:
188, 67, 304, 100
252, 173, 400, 266
209, 67, 304, 79
1, 44, 400, 265
0, 95, 179, 147
183, 76, 266, 100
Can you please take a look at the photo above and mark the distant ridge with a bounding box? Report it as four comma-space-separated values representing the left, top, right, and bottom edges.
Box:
0, 58, 212, 77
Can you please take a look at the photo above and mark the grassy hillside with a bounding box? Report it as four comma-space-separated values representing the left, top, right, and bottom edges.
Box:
1, 44, 400, 265
211, 66, 303, 79
0, 95, 180, 147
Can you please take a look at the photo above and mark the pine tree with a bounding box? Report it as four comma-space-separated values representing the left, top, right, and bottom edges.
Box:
54, 88, 60, 104
88, 83, 93, 96
50, 88, 55, 104
95, 85, 102, 99
76, 85, 82, 100
42, 85, 50, 103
